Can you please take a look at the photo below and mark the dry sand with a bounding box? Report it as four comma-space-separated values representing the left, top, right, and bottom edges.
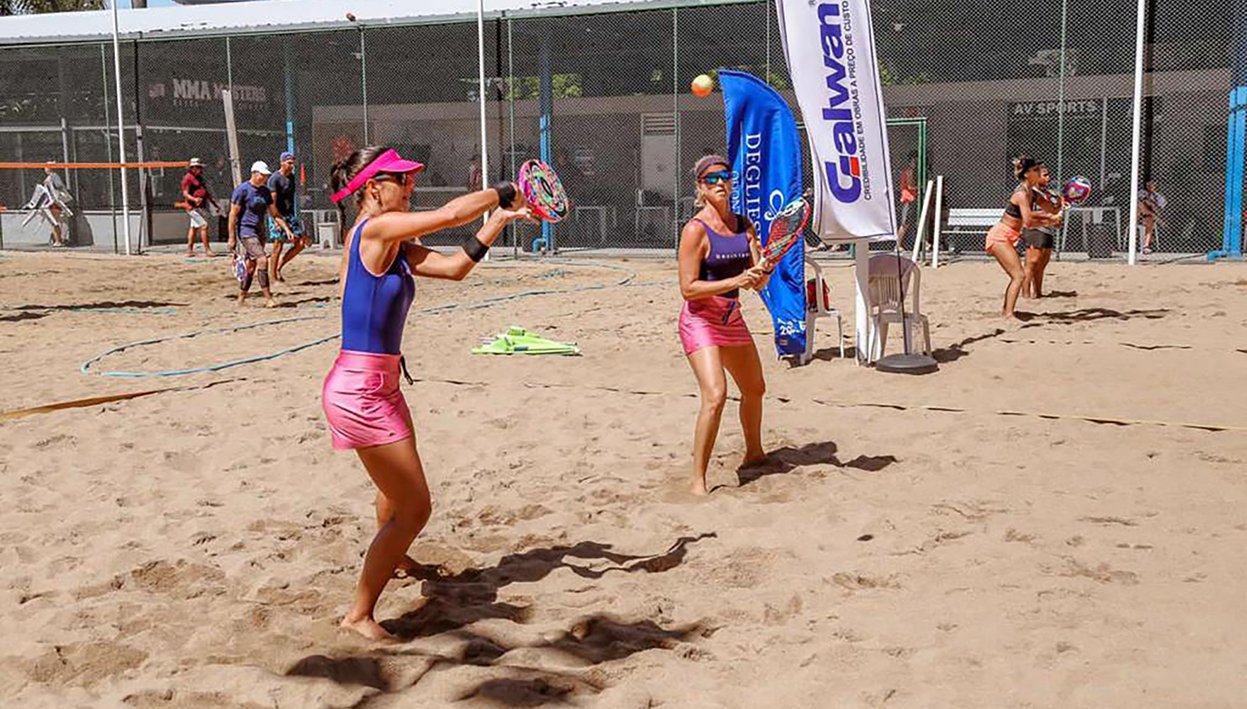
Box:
1, 249, 1246, 707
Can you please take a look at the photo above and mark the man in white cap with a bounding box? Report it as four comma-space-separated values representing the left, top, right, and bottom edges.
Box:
181, 157, 220, 257
267, 150, 309, 283
228, 160, 292, 307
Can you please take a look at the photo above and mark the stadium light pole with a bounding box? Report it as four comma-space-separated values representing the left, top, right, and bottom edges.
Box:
110, 0, 132, 255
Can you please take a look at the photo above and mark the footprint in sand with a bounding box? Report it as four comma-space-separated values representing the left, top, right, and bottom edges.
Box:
24, 641, 148, 687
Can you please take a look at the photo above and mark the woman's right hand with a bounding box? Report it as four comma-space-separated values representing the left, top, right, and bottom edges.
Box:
494, 205, 534, 225
734, 266, 766, 290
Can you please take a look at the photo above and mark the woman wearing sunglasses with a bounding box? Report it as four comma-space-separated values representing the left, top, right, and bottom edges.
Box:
324, 146, 530, 641
677, 154, 772, 496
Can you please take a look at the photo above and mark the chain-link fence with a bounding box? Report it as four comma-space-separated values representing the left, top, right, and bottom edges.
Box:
0, 0, 1234, 258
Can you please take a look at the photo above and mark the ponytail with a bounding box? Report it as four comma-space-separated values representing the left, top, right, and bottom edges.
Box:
328, 145, 391, 247
1012, 154, 1038, 181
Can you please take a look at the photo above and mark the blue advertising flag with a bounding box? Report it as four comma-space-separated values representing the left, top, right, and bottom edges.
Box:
719, 68, 806, 356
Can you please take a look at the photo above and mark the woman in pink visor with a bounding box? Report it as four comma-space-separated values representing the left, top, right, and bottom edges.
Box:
324, 146, 529, 640
677, 154, 771, 496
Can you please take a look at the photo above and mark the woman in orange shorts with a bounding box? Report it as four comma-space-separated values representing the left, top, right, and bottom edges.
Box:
986, 156, 1062, 319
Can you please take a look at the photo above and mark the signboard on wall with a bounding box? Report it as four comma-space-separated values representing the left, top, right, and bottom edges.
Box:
1009, 99, 1102, 119
145, 73, 276, 126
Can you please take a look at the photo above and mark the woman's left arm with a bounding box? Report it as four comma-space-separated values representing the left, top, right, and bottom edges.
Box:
406, 206, 531, 280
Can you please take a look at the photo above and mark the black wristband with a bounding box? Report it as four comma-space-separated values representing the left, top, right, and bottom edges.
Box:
462, 235, 489, 262
492, 181, 518, 209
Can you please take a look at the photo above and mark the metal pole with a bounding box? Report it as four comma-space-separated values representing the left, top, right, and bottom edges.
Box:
1056, 0, 1068, 181
911, 178, 934, 263
672, 7, 680, 251
101, 43, 118, 254
110, 0, 132, 256
765, 2, 771, 85
478, 0, 490, 212
931, 174, 944, 267
223, 89, 242, 187
1126, 0, 1147, 265
1099, 96, 1109, 189
507, 17, 517, 258
360, 27, 369, 145
283, 38, 296, 156
477, 0, 491, 259
538, 33, 552, 252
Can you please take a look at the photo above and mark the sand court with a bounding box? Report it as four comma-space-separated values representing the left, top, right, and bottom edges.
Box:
2, 250, 1246, 707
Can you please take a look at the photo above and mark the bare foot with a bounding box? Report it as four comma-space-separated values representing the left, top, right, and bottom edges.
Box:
185, 250, 196, 258
274, 272, 286, 283
393, 554, 420, 579
204, 250, 217, 257
742, 450, 767, 468
340, 615, 396, 642
264, 299, 278, 308
690, 478, 709, 496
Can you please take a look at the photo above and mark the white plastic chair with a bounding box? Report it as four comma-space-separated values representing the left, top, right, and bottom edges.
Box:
866, 253, 931, 360
799, 251, 845, 364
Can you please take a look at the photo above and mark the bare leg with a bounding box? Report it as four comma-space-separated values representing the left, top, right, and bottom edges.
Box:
269, 241, 285, 284
1022, 245, 1041, 299
989, 243, 1025, 319
686, 347, 727, 496
186, 226, 197, 256
1142, 218, 1155, 252
343, 437, 432, 641
375, 491, 420, 577
278, 237, 308, 280
238, 259, 255, 306
720, 342, 766, 468
256, 255, 276, 307
1032, 248, 1052, 297
200, 226, 215, 256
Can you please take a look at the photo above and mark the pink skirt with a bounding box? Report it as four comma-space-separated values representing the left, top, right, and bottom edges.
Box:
678, 296, 753, 355
322, 350, 414, 450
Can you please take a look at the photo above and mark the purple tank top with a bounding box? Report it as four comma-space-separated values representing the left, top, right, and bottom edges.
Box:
696, 214, 752, 299
340, 219, 415, 355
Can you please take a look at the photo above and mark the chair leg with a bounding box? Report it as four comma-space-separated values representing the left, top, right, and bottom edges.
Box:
878, 320, 889, 359
922, 318, 932, 356
801, 312, 814, 365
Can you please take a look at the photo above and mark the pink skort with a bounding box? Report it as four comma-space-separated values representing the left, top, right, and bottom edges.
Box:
678, 295, 753, 355
322, 350, 414, 450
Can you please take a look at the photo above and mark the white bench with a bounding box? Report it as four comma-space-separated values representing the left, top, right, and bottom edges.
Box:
939, 208, 1000, 254
945, 208, 998, 235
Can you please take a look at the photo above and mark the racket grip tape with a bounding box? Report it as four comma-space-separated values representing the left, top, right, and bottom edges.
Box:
493, 181, 520, 209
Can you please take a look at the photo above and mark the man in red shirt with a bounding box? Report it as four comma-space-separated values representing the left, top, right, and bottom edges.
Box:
181, 157, 221, 257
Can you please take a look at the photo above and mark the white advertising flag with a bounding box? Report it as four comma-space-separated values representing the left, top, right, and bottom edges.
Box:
775, 0, 895, 241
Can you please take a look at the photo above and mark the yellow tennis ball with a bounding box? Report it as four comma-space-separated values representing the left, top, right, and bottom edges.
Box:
691, 74, 714, 97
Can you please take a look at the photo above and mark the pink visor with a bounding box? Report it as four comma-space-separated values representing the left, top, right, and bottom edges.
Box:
330, 149, 425, 203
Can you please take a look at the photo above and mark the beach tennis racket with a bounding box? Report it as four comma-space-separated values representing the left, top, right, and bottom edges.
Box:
517, 159, 569, 223
759, 197, 812, 268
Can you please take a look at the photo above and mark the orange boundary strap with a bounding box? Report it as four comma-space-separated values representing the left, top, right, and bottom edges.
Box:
0, 161, 191, 169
